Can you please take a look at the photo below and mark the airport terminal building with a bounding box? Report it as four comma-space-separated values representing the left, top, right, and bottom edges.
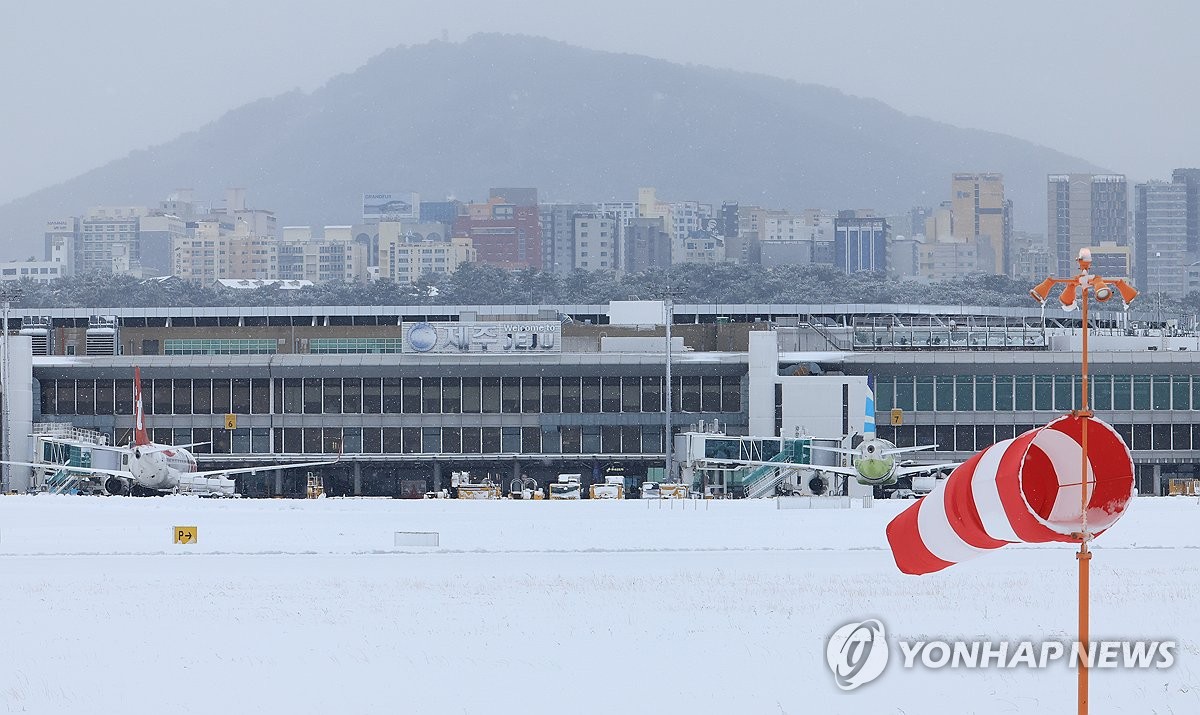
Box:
5, 301, 1198, 496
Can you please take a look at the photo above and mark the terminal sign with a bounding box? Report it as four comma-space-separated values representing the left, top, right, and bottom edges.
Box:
402, 321, 561, 354
890, 408, 904, 426
225, 414, 237, 430
174, 526, 198, 544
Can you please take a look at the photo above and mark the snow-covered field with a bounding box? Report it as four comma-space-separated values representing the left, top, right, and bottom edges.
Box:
0, 495, 1196, 714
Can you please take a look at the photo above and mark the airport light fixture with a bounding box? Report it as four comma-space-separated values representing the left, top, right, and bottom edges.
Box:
1029, 247, 1137, 715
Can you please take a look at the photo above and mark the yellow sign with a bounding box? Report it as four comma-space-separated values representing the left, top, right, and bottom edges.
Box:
890, 408, 904, 426
225, 414, 237, 430
174, 526, 198, 544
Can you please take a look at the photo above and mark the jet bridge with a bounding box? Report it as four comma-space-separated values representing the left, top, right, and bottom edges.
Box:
677, 423, 841, 497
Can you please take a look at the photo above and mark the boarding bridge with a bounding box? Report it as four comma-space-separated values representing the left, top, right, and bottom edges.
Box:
31, 423, 120, 494
678, 428, 831, 498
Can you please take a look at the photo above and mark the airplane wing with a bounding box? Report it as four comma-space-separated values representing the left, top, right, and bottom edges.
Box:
895, 463, 960, 478
883, 445, 939, 455
189, 458, 338, 479
807, 445, 858, 456
0, 460, 131, 478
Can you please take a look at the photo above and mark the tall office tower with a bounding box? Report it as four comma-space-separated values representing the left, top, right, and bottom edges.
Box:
951, 173, 1010, 275
1047, 174, 1128, 276
1172, 168, 1200, 253
540, 203, 595, 275
1134, 181, 1188, 294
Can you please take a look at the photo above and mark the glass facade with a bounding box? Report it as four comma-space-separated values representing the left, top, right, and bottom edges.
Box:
874, 374, 1200, 414
309, 338, 404, 354
165, 339, 278, 355
38, 374, 743, 456
873, 372, 1200, 454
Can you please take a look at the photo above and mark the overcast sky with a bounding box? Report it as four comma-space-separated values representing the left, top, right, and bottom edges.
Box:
1, 0, 1196, 206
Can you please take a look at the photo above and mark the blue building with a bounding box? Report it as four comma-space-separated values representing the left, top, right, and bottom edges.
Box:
834, 211, 888, 273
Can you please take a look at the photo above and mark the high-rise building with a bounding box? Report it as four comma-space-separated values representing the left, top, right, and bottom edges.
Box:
380, 237, 474, 284
172, 219, 278, 285
951, 173, 1010, 275
572, 213, 618, 271
277, 226, 369, 284
1047, 174, 1128, 276
718, 202, 760, 264
137, 213, 187, 275
43, 218, 78, 276
1134, 181, 1188, 294
540, 203, 595, 274
833, 211, 888, 274
669, 200, 713, 241
77, 206, 147, 274
1172, 168, 1200, 253
452, 197, 542, 271
623, 217, 671, 273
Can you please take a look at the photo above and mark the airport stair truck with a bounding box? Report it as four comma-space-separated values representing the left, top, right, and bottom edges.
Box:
739, 438, 811, 499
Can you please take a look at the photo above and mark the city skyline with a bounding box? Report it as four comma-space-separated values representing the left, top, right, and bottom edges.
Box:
0, 1, 1197, 211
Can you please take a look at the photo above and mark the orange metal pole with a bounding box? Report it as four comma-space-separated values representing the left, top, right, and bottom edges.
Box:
1078, 283, 1091, 715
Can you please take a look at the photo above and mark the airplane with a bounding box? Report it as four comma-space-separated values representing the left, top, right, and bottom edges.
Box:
4, 367, 338, 496
808, 377, 959, 487
808, 437, 959, 487
695, 377, 959, 490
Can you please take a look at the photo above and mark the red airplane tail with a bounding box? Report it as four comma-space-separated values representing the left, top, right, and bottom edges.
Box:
133, 367, 151, 446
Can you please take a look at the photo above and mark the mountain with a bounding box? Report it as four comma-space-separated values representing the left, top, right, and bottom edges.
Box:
0, 34, 1101, 257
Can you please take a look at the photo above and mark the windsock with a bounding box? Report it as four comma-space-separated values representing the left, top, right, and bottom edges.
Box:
886, 414, 1135, 575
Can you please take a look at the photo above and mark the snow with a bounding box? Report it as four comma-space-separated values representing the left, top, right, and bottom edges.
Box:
0, 495, 1197, 714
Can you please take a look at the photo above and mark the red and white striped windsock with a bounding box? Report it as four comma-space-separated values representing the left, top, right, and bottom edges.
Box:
886, 414, 1135, 575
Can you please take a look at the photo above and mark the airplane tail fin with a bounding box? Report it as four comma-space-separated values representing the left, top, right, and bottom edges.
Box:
133, 367, 151, 446
864, 375, 876, 436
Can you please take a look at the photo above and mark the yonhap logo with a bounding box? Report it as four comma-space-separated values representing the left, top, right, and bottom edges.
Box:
827, 619, 889, 690
824, 617, 1174, 692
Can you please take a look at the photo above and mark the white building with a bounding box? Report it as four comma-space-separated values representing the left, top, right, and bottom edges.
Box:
573, 213, 618, 271
380, 236, 475, 284
278, 226, 370, 283
670, 200, 713, 242
0, 260, 65, 284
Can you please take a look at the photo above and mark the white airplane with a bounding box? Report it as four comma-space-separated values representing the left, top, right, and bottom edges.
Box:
5, 367, 337, 496
808, 436, 959, 487
697, 379, 959, 490
808, 380, 959, 487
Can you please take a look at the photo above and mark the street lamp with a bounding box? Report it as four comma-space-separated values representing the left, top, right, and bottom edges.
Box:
1029, 247, 1137, 715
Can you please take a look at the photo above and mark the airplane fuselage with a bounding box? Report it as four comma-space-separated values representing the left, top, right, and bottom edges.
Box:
852, 437, 900, 485
126, 444, 198, 491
